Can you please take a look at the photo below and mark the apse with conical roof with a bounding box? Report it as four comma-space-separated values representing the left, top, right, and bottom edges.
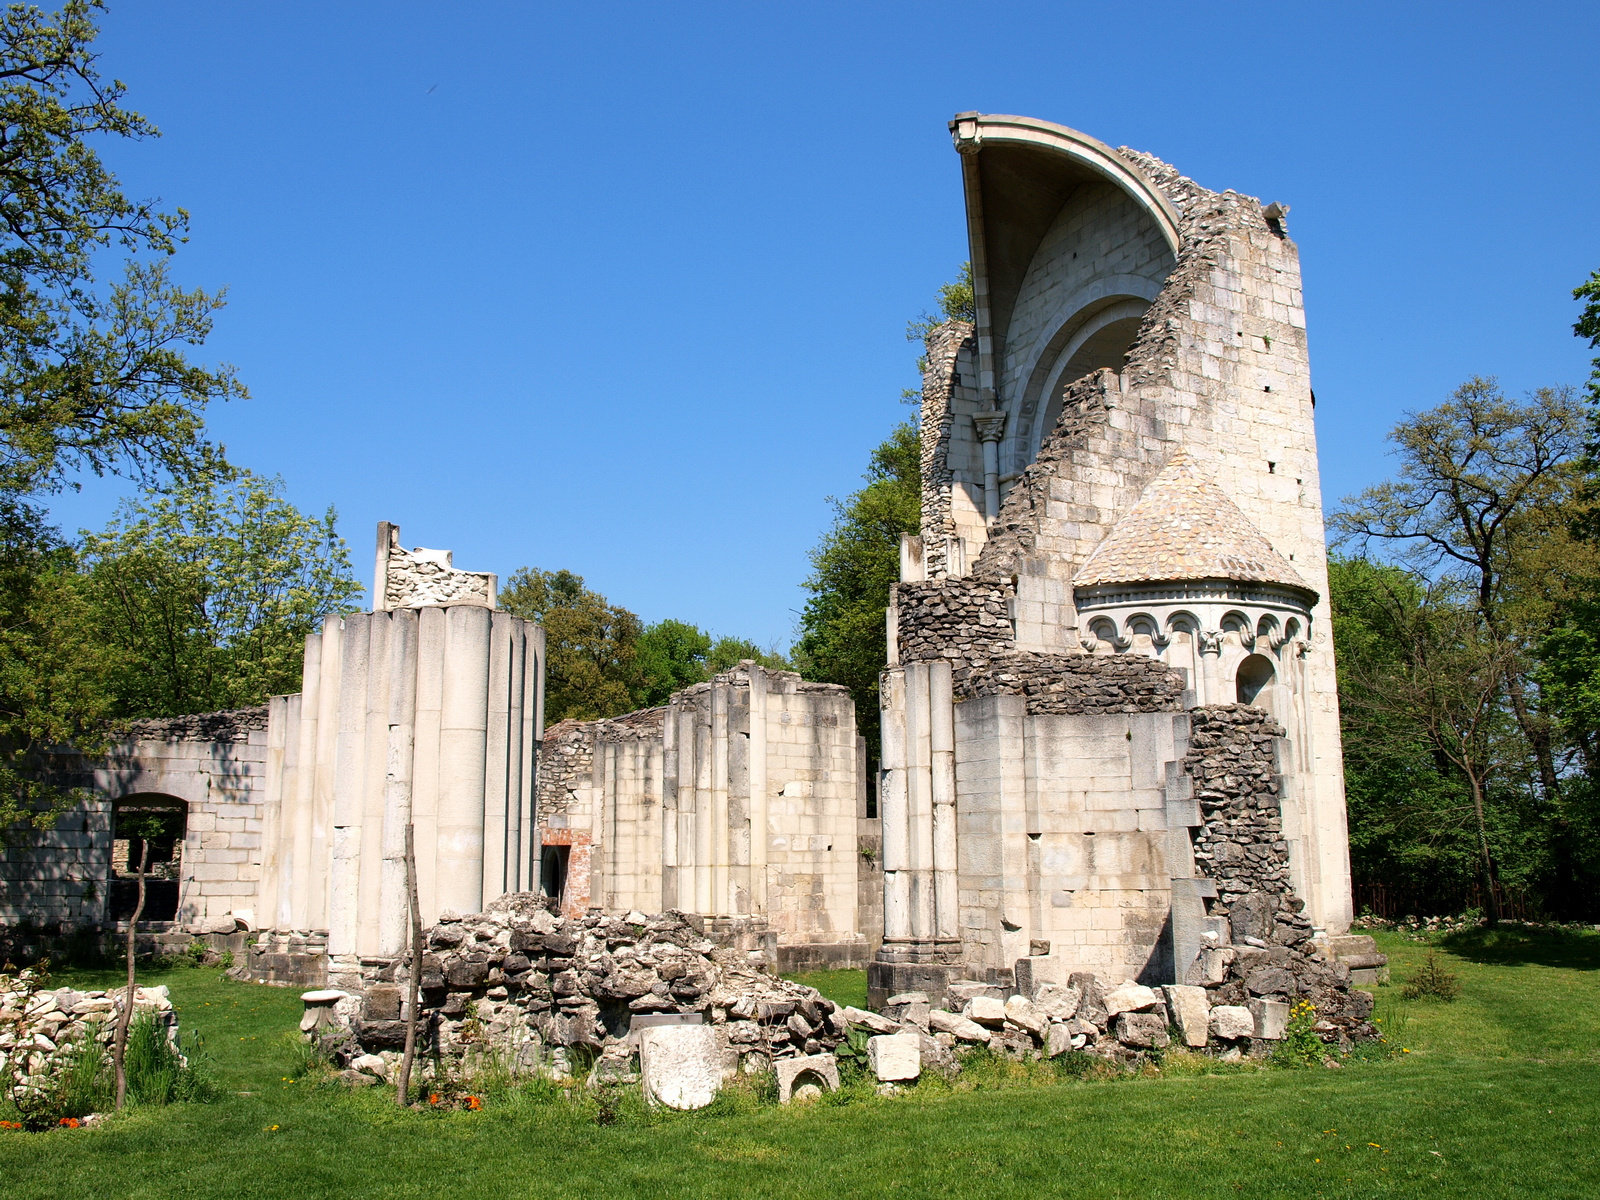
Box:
1073, 450, 1315, 601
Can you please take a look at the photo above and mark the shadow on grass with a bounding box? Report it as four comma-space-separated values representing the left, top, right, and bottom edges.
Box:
1438, 925, 1600, 971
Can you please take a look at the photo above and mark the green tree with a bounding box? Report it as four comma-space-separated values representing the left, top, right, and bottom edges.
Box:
0, 500, 110, 839
1575, 267, 1600, 408
1329, 378, 1587, 804
78, 471, 361, 717
1330, 557, 1535, 923
0, 3, 243, 835
0, 1, 242, 496
795, 266, 972, 749
499, 567, 643, 723
634, 619, 789, 707
636, 618, 711, 707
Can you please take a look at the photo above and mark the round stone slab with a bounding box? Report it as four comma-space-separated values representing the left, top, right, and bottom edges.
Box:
300, 989, 347, 1004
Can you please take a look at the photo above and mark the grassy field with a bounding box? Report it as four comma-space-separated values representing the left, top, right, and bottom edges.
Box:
1, 926, 1595, 1199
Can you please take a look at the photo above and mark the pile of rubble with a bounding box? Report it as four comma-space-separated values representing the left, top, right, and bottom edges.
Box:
337, 894, 1380, 1093
342, 897, 854, 1081
0, 970, 182, 1100
1187, 892, 1378, 1043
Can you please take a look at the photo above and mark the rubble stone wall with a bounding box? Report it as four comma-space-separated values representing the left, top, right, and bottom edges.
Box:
1185, 704, 1293, 904
962, 651, 1186, 715
894, 577, 1013, 681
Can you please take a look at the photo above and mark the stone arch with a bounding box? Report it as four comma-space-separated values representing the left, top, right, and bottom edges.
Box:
949, 114, 1181, 481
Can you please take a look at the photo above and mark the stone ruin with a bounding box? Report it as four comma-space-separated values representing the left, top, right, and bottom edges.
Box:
3, 115, 1389, 1102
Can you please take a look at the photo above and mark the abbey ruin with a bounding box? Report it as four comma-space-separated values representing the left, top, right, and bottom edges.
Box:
2, 116, 1375, 1036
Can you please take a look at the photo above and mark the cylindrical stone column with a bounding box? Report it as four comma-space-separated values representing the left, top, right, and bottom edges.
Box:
929, 659, 959, 942
378, 608, 419, 956
329, 613, 372, 956
436, 604, 490, 916
879, 667, 911, 944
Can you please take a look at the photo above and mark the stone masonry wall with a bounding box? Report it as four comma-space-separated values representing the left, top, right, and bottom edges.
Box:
894, 577, 1013, 682
1180, 704, 1376, 1044
1185, 704, 1292, 905
917, 320, 976, 580
536, 708, 668, 822
963, 652, 1186, 715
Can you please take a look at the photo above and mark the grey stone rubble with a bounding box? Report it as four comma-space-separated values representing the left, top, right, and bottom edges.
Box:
339, 897, 855, 1084
335, 889, 1376, 1097
0, 969, 183, 1103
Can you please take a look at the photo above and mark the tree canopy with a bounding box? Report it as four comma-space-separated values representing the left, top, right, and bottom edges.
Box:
78, 470, 362, 717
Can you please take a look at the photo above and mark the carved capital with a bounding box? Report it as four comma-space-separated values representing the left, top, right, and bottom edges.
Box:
1198, 629, 1224, 656
972, 412, 1007, 444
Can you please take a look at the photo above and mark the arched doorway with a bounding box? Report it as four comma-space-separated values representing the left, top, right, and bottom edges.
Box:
1235, 654, 1276, 707
109, 796, 186, 923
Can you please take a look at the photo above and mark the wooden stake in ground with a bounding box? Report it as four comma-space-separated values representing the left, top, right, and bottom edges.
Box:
395, 822, 423, 1106
112, 833, 150, 1110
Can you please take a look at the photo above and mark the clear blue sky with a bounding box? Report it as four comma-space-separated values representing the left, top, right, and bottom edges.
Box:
46, 1, 1600, 648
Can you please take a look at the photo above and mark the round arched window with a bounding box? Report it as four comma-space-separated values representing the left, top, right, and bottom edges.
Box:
1235, 653, 1276, 706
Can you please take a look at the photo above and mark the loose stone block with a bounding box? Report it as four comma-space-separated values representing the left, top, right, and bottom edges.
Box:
1210, 1004, 1254, 1041
965, 995, 1007, 1027
928, 1008, 990, 1043
1045, 1022, 1082, 1057
640, 1024, 723, 1110
776, 1053, 840, 1102
1003, 994, 1044, 1035
1102, 983, 1159, 1018
1114, 1012, 1169, 1049
840, 1005, 900, 1034
1250, 998, 1289, 1041
868, 1032, 922, 1082
1034, 983, 1081, 1023
1161, 984, 1210, 1048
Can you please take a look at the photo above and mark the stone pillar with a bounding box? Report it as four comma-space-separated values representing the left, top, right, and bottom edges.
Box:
481, 612, 513, 908
879, 667, 911, 944
711, 678, 731, 916
904, 661, 935, 942
329, 613, 372, 957
378, 608, 418, 956
928, 660, 959, 943
357, 613, 393, 955
973, 412, 1006, 524
693, 700, 713, 915
523, 624, 544, 894
436, 604, 490, 916
661, 696, 680, 910
288, 632, 323, 930
412, 605, 446, 921
309, 615, 343, 932
748, 664, 768, 914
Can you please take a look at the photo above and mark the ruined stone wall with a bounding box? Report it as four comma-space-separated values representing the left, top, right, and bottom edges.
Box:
962, 652, 1186, 715
1185, 705, 1293, 905
916, 321, 979, 580
893, 576, 1013, 681
904, 140, 1348, 934
1, 708, 272, 930
998, 178, 1176, 461
532, 666, 871, 963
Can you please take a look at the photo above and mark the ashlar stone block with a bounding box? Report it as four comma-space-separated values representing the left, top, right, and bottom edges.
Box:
867, 1033, 921, 1082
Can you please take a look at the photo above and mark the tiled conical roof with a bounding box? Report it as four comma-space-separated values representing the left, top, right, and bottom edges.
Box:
1073, 451, 1312, 594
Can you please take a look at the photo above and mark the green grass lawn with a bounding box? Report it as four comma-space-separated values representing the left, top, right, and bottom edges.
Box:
2, 928, 1596, 1199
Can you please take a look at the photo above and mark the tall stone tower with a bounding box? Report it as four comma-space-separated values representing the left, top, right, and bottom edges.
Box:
872, 115, 1349, 1003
